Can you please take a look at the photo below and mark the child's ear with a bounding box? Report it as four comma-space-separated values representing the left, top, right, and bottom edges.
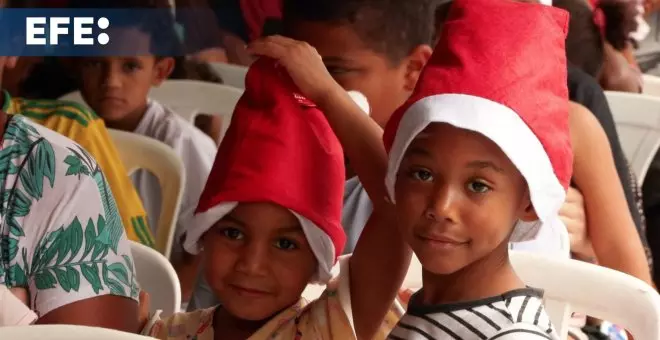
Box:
403, 44, 433, 91
152, 57, 175, 86
519, 194, 539, 222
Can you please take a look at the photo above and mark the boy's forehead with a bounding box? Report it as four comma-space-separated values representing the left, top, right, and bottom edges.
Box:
287, 21, 382, 59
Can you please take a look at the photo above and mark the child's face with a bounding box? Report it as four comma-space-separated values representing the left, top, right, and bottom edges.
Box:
202, 202, 317, 321
394, 124, 535, 275
288, 21, 427, 128
77, 29, 173, 125
78, 55, 171, 124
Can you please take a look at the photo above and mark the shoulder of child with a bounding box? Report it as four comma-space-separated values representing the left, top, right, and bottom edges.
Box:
488, 323, 559, 340
14, 97, 101, 127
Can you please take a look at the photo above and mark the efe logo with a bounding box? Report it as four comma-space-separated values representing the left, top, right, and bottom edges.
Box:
25, 17, 109, 46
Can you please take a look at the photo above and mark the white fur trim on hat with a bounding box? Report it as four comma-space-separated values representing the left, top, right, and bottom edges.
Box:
539, 0, 553, 5
183, 202, 336, 283
510, 215, 570, 257
385, 94, 567, 242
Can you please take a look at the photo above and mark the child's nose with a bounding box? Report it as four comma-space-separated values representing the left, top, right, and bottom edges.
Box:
235, 242, 269, 276
426, 183, 460, 223
102, 69, 122, 89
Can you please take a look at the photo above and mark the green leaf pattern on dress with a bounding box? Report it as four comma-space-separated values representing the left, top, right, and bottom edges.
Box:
0, 116, 138, 301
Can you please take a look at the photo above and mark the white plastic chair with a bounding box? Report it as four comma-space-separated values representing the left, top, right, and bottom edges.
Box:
59, 80, 244, 143
643, 74, 660, 97
510, 251, 660, 340
401, 252, 660, 339
130, 241, 181, 317
605, 91, 660, 186
149, 80, 243, 141
109, 129, 185, 259
0, 325, 153, 340
209, 62, 248, 89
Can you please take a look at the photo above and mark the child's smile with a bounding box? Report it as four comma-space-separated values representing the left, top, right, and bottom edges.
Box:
227, 283, 274, 299
414, 232, 470, 252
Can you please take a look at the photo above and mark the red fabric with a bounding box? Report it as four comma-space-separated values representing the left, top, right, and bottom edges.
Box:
383, 0, 573, 190
196, 57, 346, 259
240, 0, 283, 41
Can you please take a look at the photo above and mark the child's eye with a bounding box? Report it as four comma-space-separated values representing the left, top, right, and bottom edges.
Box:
274, 238, 298, 250
467, 180, 491, 193
325, 66, 351, 76
410, 168, 434, 182
221, 227, 244, 240
123, 62, 141, 72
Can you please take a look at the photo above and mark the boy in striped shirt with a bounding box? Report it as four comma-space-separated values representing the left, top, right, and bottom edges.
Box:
384, 0, 571, 338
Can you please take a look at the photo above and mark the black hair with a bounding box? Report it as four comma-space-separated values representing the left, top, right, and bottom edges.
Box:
553, 0, 605, 78
282, 0, 437, 63
433, 1, 452, 43
68, 0, 184, 57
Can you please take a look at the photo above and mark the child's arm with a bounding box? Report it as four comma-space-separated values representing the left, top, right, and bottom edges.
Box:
249, 36, 411, 340
569, 101, 653, 285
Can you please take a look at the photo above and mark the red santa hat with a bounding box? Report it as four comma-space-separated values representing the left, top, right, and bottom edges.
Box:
184, 57, 369, 282
383, 0, 572, 243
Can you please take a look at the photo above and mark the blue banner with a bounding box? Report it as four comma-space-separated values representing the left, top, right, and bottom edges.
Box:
0, 9, 194, 56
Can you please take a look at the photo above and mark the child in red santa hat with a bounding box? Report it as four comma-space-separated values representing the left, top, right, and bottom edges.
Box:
381, 0, 570, 337
143, 42, 408, 339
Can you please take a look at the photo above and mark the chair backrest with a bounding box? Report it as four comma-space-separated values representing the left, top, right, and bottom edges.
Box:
401, 252, 660, 339
148, 80, 244, 141
209, 62, 248, 89
605, 91, 660, 186
0, 325, 153, 339
643, 74, 660, 97
130, 241, 181, 317
109, 129, 185, 259
510, 251, 660, 340
58, 80, 244, 142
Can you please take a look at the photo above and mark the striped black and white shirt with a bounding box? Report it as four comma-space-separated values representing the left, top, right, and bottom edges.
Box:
388, 287, 560, 340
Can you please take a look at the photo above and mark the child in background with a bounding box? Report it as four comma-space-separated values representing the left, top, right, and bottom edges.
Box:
383, 0, 568, 337
145, 54, 409, 339
73, 0, 217, 277
186, 0, 438, 311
